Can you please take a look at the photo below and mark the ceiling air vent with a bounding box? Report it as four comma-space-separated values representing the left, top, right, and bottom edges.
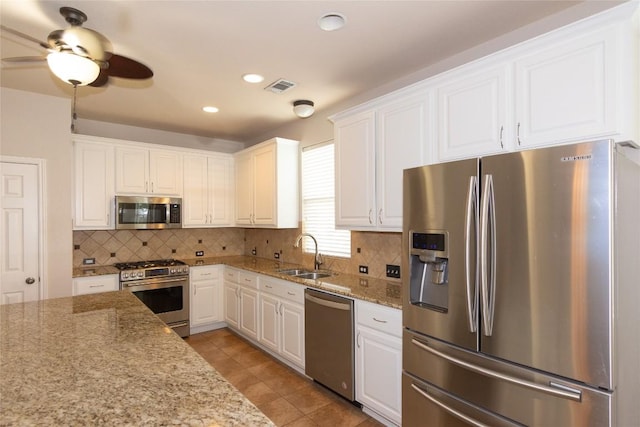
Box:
265, 79, 297, 93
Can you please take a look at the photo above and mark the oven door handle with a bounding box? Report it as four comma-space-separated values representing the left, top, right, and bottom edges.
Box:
122, 276, 188, 287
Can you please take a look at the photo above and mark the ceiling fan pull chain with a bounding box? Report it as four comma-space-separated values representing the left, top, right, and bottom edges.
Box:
71, 84, 78, 133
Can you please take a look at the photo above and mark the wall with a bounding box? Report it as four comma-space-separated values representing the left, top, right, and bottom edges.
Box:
0, 87, 73, 298
73, 228, 244, 267
244, 225, 401, 282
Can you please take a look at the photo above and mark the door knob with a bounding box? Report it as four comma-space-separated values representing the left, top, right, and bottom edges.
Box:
25, 277, 36, 285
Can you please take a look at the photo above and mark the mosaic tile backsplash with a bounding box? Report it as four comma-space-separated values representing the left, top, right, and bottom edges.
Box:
73, 226, 402, 281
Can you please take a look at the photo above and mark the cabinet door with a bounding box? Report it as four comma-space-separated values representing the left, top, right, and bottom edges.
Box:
234, 151, 254, 225
73, 141, 114, 229
280, 300, 305, 368
436, 64, 511, 161
377, 94, 430, 230
356, 325, 403, 425
72, 275, 119, 296
239, 287, 259, 340
115, 146, 148, 193
252, 144, 277, 226
149, 149, 182, 195
191, 279, 221, 326
335, 110, 377, 229
208, 156, 234, 226
514, 28, 617, 148
183, 155, 208, 226
259, 293, 280, 353
223, 282, 239, 329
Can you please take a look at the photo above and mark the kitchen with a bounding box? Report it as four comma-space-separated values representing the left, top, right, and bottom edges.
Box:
1, 1, 639, 426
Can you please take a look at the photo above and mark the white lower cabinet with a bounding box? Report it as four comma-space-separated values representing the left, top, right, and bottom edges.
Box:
224, 268, 259, 341
355, 300, 402, 426
190, 265, 224, 334
258, 277, 305, 369
72, 274, 119, 296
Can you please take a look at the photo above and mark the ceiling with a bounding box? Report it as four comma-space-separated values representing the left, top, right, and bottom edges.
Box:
0, 1, 622, 144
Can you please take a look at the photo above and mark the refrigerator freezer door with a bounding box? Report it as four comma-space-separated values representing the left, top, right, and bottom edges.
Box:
403, 158, 479, 351
480, 140, 613, 390
403, 330, 612, 427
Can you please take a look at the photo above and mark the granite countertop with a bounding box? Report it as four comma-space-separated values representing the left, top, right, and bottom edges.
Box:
183, 255, 402, 310
72, 264, 120, 278
0, 291, 274, 426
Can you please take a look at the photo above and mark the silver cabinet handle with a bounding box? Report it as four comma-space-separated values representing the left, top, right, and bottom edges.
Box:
378, 208, 382, 225
499, 125, 504, 149
88, 284, 103, 288
25, 277, 36, 285
265, 284, 272, 288
373, 317, 387, 323
145, 181, 148, 192
356, 331, 361, 348
517, 122, 521, 146
287, 291, 295, 296
368, 209, 373, 224
151, 182, 154, 193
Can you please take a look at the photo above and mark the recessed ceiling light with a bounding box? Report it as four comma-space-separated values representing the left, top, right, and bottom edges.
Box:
202, 106, 219, 113
242, 73, 264, 83
318, 13, 346, 31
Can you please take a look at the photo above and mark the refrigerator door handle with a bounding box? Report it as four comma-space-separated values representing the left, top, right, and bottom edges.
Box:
410, 383, 491, 427
480, 174, 497, 336
411, 338, 582, 401
465, 175, 478, 333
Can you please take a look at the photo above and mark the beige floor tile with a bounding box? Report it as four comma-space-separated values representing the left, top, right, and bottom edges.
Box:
283, 383, 334, 415
208, 355, 245, 376
241, 381, 281, 406
224, 368, 262, 392
306, 401, 368, 427
248, 359, 292, 381
283, 416, 320, 427
264, 371, 311, 397
233, 348, 274, 367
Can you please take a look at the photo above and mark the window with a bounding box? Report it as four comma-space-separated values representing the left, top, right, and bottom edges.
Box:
301, 142, 351, 257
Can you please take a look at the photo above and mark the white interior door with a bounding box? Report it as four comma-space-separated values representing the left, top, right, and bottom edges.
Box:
1, 161, 41, 304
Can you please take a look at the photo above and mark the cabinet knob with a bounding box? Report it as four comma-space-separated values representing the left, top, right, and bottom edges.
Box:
25, 277, 35, 285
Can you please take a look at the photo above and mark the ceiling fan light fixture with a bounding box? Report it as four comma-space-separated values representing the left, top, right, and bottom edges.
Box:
318, 13, 346, 31
46, 51, 100, 86
293, 100, 315, 118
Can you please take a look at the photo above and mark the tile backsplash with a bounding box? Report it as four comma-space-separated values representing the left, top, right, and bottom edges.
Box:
73, 226, 402, 281
73, 228, 244, 267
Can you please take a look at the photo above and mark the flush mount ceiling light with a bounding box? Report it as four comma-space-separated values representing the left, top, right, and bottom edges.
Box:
293, 100, 315, 118
202, 106, 219, 113
242, 73, 264, 83
46, 51, 100, 86
318, 13, 346, 31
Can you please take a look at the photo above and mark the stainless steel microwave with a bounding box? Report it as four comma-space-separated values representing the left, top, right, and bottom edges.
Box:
115, 196, 182, 230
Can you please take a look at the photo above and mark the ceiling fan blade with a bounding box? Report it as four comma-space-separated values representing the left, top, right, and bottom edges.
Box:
106, 54, 153, 79
0, 25, 49, 49
88, 70, 109, 87
2, 56, 46, 63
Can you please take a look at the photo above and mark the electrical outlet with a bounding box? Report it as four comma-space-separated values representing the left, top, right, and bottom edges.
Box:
251, 247, 257, 256
195, 251, 204, 257
82, 258, 95, 265
274, 252, 280, 259
386, 264, 401, 279
359, 265, 369, 274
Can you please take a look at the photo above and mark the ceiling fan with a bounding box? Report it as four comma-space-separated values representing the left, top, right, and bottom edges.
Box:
1, 6, 153, 87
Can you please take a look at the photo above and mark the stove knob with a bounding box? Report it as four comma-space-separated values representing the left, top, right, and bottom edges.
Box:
122, 272, 129, 279
183, 267, 188, 273
170, 268, 176, 274
137, 271, 144, 278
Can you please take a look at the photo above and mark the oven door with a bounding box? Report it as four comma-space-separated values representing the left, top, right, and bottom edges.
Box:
122, 276, 189, 336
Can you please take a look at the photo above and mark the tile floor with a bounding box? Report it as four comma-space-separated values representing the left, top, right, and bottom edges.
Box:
185, 328, 383, 427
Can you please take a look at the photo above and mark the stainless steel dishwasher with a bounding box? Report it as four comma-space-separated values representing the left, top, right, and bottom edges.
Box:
304, 288, 355, 401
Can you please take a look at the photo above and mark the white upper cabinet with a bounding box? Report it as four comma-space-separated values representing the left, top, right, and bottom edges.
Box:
334, 93, 430, 231
435, 63, 511, 161
183, 154, 233, 227
73, 137, 115, 230
513, 26, 620, 149
115, 146, 182, 195
234, 137, 299, 228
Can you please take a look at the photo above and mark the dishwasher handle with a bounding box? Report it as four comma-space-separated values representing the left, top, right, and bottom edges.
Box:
305, 292, 351, 311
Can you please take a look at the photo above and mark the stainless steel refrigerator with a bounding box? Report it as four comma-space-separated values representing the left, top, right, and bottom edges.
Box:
402, 140, 640, 426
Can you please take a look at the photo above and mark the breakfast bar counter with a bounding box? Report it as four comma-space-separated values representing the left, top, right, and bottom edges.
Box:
0, 291, 274, 426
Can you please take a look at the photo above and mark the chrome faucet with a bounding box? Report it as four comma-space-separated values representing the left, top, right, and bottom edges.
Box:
294, 233, 323, 270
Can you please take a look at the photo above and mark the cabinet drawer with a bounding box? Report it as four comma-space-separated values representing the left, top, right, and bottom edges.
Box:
261, 278, 305, 304
191, 265, 220, 281
73, 275, 119, 296
238, 272, 258, 289
356, 300, 402, 337
223, 267, 238, 282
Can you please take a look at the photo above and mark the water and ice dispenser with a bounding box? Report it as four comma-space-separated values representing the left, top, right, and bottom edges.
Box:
409, 231, 449, 312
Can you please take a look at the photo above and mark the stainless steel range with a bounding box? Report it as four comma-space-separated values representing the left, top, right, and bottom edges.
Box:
114, 259, 190, 337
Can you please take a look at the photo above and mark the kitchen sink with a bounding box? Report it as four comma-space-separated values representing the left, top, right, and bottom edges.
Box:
295, 272, 332, 280
276, 268, 333, 280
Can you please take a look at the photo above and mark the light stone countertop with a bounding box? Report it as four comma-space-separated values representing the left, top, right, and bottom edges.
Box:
0, 291, 274, 426
183, 255, 402, 310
